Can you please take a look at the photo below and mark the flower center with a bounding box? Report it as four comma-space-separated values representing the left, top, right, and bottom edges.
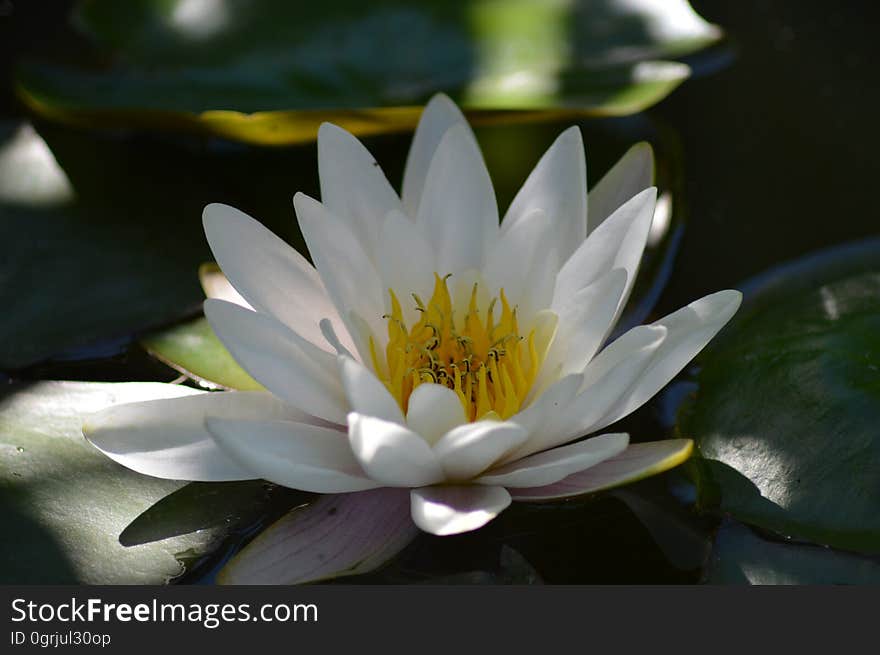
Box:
371, 274, 545, 421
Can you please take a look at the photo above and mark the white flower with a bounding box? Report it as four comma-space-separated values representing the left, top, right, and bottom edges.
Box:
84, 94, 740, 537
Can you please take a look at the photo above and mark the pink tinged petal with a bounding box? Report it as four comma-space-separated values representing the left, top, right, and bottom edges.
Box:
376, 209, 436, 324
477, 433, 629, 488
339, 356, 404, 425
509, 439, 694, 501
406, 383, 467, 445
433, 421, 528, 481
317, 122, 403, 260
204, 299, 347, 424
587, 142, 654, 233
410, 485, 511, 536
201, 203, 352, 354
205, 417, 377, 493
348, 413, 444, 487
83, 390, 310, 482
416, 123, 498, 274
218, 488, 417, 585
502, 126, 587, 263
554, 187, 657, 325
294, 192, 387, 344
402, 93, 471, 216
591, 290, 742, 431
199, 264, 252, 309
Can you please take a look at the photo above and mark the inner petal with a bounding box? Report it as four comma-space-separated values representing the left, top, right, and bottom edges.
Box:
371, 273, 554, 422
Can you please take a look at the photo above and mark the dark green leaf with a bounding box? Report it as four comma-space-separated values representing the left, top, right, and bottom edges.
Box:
706, 521, 880, 585
679, 240, 880, 554
16, 0, 721, 144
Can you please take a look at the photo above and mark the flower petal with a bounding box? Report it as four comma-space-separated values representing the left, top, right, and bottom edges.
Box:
375, 209, 436, 324
204, 299, 347, 424
218, 488, 417, 584
477, 433, 630, 488
587, 142, 654, 233
199, 263, 252, 308
339, 356, 405, 425
83, 390, 306, 481
401, 93, 470, 217
554, 187, 657, 325
509, 439, 694, 501
433, 420, 528, 481
317, 122, 402, 259
202, 203, 351, 353
406, 383, 467, 445
410, 485, 511, 536
592, 290, 742, 431
348, 413, 443, 487
540, 268, 627, 385
416, 123, 498, 274
205, 417, 377, 493
544, 325, 667, 448
294, 192, 387, 342
502, 126, 587, 263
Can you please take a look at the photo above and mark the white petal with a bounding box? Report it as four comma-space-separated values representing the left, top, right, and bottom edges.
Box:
477, 433, 629, 488
502, 126, 587, 263
509, 439, 694, 501
509, 374, 582, 437
204, 299, 347, 424
199, 264, 252, 309
206, 417, 377, 493
433, 420, 528, 481
416, 123, 498, 274
348, 413, 443, 487
410, 485, 511, 536
402, 93, 471, 216
294, 192, 387, 343
483, 208, 552, 307
542, 325, 667, 451
592, 290, 742, 430
588, 142, 654, 233
339, 356, 404, 425
83, 390, 308, 481
375, 209, 436, 324
539, 268, 627, 384
554, 187, 657, 325
202, 203, 351, 353
405, 383, 467, 445
217, 488, 417, 585
318, 122, 402, 259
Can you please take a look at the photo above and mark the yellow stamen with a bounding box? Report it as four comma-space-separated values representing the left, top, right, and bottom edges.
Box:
376, 274, 548, 421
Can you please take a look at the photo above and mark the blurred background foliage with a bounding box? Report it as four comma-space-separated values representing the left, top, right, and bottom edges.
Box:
0, 0, 878, 584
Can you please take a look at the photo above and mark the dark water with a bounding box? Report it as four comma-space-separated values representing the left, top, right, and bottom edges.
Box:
0, 1, 877, 583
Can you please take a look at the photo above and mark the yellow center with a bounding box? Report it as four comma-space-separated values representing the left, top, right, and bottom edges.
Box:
370, 274, 546, 421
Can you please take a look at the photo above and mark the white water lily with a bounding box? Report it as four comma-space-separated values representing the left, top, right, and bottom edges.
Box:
84, 94, 740, 541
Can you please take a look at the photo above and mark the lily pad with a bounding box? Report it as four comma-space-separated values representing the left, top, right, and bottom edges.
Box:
16, 0, 721, 144
705, 521, 880, 585
0, 122, 216, 370
0, 381, 229, 583
679, 239, 880, 554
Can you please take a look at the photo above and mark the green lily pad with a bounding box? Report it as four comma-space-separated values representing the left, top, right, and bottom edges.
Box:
705, 521, 880, 585
679, 239, 880, 554
141, 317, 263, 391
0, 121, 216, 370
16, 0, 721, 144
0, 382, 224, 583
